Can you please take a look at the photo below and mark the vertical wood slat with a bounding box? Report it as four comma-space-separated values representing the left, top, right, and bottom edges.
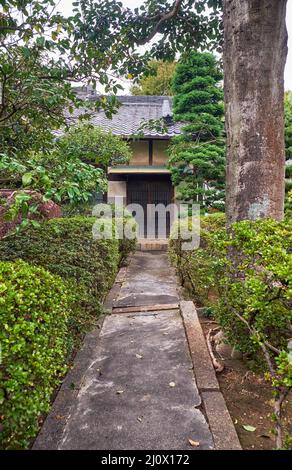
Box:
127, 178, 172, 238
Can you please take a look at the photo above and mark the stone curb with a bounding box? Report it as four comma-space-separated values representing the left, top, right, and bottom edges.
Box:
180, 301, 242, 451
103, 266, 127, 312
202, 391, 242, 450
180, 300, 219, 391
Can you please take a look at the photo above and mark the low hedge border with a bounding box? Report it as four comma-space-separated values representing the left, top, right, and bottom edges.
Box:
0, 260, 74, 449
169, 215, 292, 447
0, 215, 137, 449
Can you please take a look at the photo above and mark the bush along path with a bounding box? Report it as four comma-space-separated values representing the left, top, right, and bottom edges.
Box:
33, 251, 240, 450
0, 215, 136, 449
169, 214, 292, 449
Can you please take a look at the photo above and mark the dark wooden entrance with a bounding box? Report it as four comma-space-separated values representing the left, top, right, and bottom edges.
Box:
127, 175, 174, 238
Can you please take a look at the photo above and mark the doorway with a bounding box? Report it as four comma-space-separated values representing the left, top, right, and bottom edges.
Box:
127, 175, 174, 238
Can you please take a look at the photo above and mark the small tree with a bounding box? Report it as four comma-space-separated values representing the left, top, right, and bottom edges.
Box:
57, 124, 132, 171
131, 61, 176, 96
168, 51, 225, 211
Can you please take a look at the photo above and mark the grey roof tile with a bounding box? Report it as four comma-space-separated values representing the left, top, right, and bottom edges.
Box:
56, 95, 182, 138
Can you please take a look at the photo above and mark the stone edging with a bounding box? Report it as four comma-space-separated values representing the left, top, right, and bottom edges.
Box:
180, 301, 242, 451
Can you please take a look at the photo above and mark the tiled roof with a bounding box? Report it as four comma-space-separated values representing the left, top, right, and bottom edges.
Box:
56, 95, 182, 139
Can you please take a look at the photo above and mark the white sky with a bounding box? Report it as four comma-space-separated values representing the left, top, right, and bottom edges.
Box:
59, 0, 292, 92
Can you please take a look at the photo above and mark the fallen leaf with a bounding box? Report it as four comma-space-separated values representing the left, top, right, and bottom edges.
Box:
188, 439, 200, 447
243, 425, 256, 432
169, 381, 176, 387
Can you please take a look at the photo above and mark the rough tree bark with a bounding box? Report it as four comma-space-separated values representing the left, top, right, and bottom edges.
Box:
224, 0, 288, 224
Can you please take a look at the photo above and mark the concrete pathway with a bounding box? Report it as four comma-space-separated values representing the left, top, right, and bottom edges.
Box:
113, 251, 179, 308
34, 252, 241, 450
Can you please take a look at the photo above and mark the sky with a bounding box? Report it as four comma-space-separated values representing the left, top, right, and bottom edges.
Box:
59, 0, 292, 92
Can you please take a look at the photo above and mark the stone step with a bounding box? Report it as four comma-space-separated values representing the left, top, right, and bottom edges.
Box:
137, 239, 168, 251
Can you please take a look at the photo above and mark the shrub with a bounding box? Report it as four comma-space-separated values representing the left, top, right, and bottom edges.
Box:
217, 219, 292, 357
169, 216, 292, 447
0, 260, 73, 449
0, 216, 120, 319
56, 123, 132, 170
169, 213, 225, 306
92, 203, 138, 264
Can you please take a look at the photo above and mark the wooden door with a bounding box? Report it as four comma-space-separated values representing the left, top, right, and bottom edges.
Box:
127, 177, 173, 238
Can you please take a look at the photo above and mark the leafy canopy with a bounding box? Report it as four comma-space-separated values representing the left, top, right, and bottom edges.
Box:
56, 123, 132, 170
0, 0, 223, 152
131, 60, 176, 96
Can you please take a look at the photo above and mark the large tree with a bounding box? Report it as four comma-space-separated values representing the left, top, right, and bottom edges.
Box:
223, 0, 288, 224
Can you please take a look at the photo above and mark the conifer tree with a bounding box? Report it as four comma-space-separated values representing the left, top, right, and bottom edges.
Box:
168, 51, 225, 211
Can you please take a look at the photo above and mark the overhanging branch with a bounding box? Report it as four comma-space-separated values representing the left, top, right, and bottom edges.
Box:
136, 0, 185, 45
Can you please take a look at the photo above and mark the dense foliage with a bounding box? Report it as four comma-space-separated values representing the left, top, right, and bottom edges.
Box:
131, 61, 176, 96
169, 213, 225, 307
168, 52, 225, 211
0, 214, 136, 448
0, 152, 106, 206
56, 124, 132, 171
0, 260, 73, 449
0, 1, 123, 155
0, 217, 121, 316
169, 216, 292, 446
69, 1, 222, 80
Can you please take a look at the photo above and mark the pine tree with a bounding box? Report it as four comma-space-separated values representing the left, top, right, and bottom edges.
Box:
168, 51, 225, 212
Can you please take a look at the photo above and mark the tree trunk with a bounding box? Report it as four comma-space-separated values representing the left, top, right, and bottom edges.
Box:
224, 0, 288, 224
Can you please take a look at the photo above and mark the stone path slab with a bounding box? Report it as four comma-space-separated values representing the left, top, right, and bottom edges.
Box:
113, 252, 179, 308
58, 311, 213, 450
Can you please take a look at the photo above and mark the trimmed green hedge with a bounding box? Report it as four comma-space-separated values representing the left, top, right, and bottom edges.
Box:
0, 215, 136, 449
169, 216, 292, 356
0, 260, 73, 449
0, 216, 121, 318
169, 213, 225, 307
217, 219, 292, 357
170, 216, 292, 446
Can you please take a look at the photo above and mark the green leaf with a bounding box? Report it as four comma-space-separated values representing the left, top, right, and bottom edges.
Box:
22, 172, 33, 187
242, 425, 256, 432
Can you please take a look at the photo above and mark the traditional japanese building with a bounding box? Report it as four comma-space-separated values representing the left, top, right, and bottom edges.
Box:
61, 92, 183, 238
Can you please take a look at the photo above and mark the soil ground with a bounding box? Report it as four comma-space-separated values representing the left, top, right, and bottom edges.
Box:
201, 319, 292, 450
